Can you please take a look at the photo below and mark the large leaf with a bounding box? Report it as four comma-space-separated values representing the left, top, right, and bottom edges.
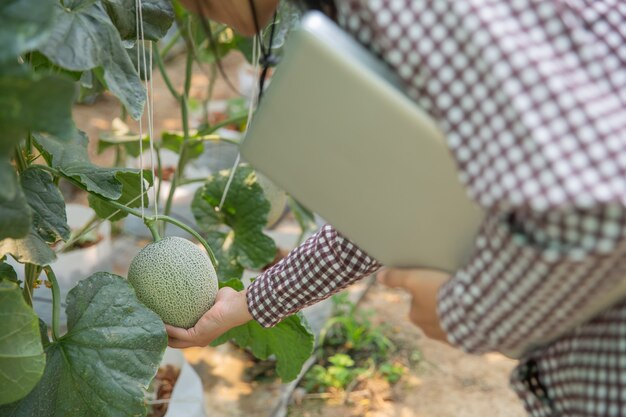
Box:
102, 0, 174, 41
0, 64, 76, 142
0, 169, 31, 240
0, 272, 168, 417
0, 0, 55, 62
87, 170, 153, 221
0, 232, 56, 266
0, 63, 75, 204
38, 2, 145, 119
192, 165, 276, 274
34, 130, 152, 218
212, 279, 315, 382
0, 281, 45, 405
21, 168, 70, 244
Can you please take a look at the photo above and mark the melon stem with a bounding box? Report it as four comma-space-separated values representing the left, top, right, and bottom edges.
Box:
145, 220, 162, 242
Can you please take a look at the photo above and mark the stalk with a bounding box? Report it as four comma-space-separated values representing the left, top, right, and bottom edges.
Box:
14, 145, 28, 173
22, 263, 40, 307
43, 266, 61, 341
154, 44, 181, 101
160, 28, 181, 60
145, 219, 162, 242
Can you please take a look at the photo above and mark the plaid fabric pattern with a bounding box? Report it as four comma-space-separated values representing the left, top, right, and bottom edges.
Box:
248, 1, 626, 415
247, 225, 381, 327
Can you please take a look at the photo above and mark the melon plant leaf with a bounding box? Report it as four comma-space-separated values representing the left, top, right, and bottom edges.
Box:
37, 2, 145, 119
21, 168, 70, 243
204, 231, 245, 281
0, 64, 76, 143
87, 170, 153, 221
192, 165, 276, 271
0, 272, 168, 417
0, 261, 18, 283
212, 279, 314, 381
0, 62, 75, 202
0, 0, 55, 62
102, 0, 174, 41
161, 131, 204, 159
34, 130, 153, 213
0, 170, 32, 241
0, 281, 46, 405
0, 231, 56, 266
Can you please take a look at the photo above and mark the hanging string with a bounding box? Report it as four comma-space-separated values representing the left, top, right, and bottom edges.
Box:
136, 0, 159, 219
217, 35, 262, 211
135, 0, 146, 220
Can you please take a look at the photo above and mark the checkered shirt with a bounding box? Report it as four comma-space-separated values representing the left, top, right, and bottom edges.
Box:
247, 1, 626, 415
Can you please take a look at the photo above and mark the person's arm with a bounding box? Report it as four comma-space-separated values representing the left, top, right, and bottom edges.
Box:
177, 0, 279, 36
247, 224, 382, 327
166, 225, 381, 347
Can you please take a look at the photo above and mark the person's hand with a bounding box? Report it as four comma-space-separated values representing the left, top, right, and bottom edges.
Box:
166, 287, 252, 348
177, 0, 280, 36
377, 268, 451, 343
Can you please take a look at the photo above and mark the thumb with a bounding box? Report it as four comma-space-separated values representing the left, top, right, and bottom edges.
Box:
377, 268, 420, 291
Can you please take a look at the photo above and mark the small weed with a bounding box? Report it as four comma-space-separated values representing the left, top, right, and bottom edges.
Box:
303, 292, 410, 393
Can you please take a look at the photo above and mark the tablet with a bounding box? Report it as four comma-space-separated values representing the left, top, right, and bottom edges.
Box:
240, 11, 484, 271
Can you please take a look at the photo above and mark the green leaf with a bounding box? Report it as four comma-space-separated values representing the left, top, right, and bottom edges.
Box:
212, 309, 315, 382
37, 2, 145, 119
87, 170, 153, 221
192, 165, 276, 273
0, 272, 168, 417
34, 130, 152, 203
204, 231, 245, 281
0, 261, 18, 283
0, 281, 45, 405
0, 0, 55, 62
162, 131, 204, 159
0, 231, 56, 266
0, 64, 76, 142
97, 121, 150, 158
0, 170, 32, 240
21, 168, 70, 243
102, 0, 174, 41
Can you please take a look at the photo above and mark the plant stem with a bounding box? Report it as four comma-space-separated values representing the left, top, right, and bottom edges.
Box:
145, 219, 162, 242
43, 266, 61, 341
22, 263, 40, 307
163, 93, 191, 221
197, 113, 248, 136
155, 215, 218, 269
183, 35, 194, 98
154, 44, 181, 101
160, 28, 181, 59
61, 214, 99, 253
14, 145, 28, 173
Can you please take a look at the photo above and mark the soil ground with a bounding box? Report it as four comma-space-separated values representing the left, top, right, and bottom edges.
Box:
287, 283, 526, 417
74, 51, 527, 417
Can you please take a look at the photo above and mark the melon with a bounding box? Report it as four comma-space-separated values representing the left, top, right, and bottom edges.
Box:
127, 237, 218, 329
257, 173, 287, 228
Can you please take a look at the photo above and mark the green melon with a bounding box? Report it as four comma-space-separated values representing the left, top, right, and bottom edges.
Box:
257, 173, 287, 228
127, 237, 218, 329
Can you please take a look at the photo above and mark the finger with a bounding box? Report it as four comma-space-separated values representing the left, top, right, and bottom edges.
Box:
165, 324, 194, 342
167, 337, 193, 349
377, 268, 421, 291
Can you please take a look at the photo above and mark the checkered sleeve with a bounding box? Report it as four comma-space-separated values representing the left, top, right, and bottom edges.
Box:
246, 224, 382, 327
